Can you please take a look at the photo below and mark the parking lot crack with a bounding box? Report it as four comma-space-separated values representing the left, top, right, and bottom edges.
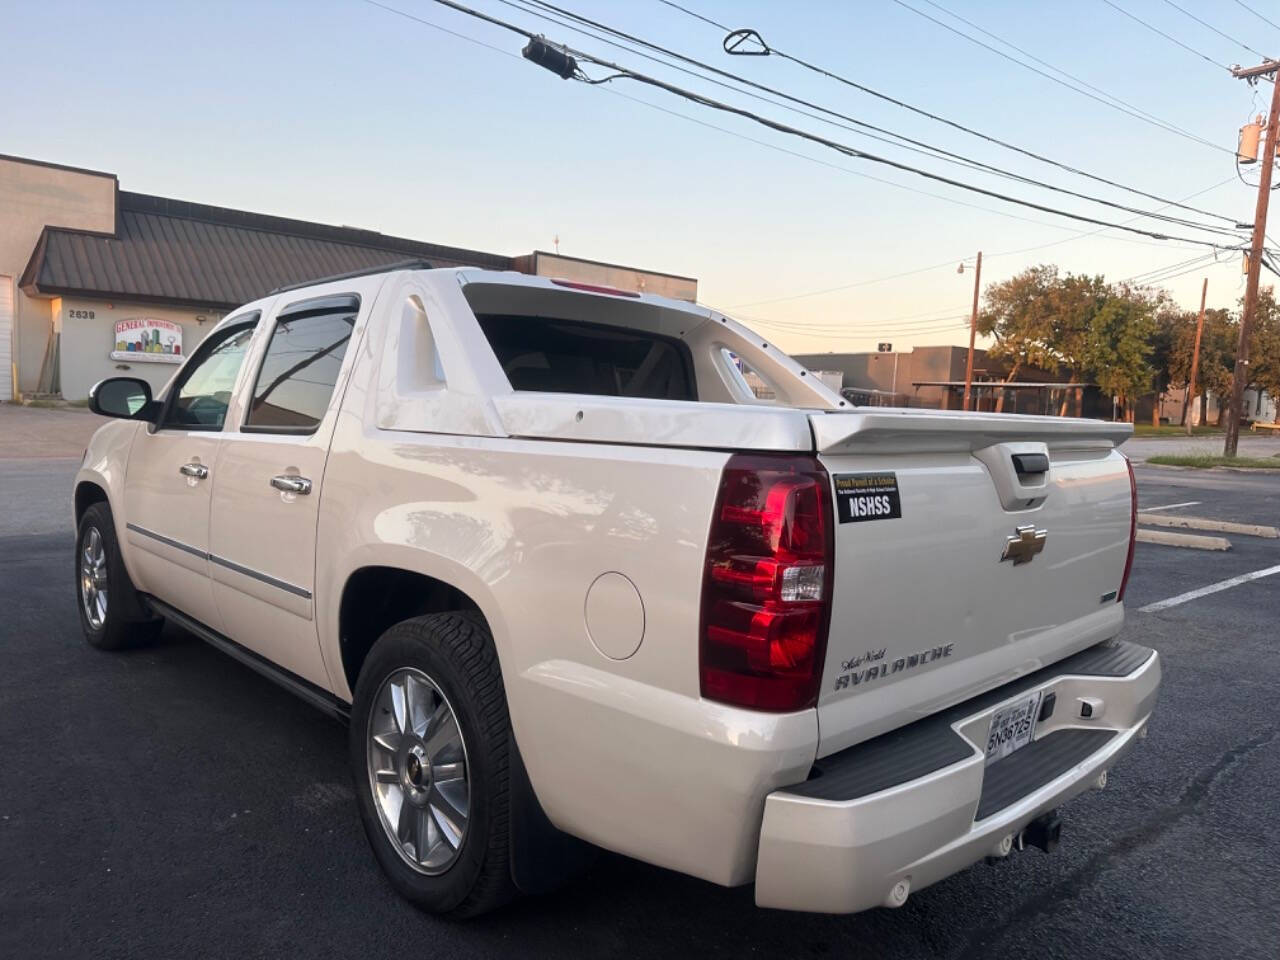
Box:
951, 726, 1278, 960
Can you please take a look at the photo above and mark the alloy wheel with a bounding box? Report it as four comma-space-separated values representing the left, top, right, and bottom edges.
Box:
80, 527, 109, 630
366, 667, 471, 875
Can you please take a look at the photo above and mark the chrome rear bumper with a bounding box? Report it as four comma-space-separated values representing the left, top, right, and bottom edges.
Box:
755, 641, 1160, 912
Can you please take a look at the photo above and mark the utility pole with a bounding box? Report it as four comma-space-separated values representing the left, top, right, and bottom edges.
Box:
1186, 277, 1208, 435
1225, 61, 1280, 456
962, 251, 982, 412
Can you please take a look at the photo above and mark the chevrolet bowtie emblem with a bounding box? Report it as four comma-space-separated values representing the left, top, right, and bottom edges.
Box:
1001, 524, 1047, 565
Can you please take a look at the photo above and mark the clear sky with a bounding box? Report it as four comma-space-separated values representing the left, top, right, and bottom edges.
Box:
3, 0, 1274, 354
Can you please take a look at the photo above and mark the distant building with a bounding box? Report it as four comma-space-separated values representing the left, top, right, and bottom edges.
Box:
2, 154, 697, 402
1153, 384, 1276, 427
791, 345, 1104, 416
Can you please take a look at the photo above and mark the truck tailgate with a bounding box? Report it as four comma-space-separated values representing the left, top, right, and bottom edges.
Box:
810, 410, 1134, 758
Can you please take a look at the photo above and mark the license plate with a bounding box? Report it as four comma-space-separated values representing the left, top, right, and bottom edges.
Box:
985, 691, 1043, 766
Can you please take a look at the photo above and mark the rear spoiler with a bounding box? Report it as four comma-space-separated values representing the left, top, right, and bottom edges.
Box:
809, 409, 1133, 455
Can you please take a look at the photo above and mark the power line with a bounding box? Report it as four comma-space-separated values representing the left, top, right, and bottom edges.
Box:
498, 0, 1078, 186
747, 311, 972, 334
591, 75, 1192, 242
1156, 0, 1274, 62
601, 81, 1224, 252
654, 1, 1240, 224
730, 178, 1235, 309
508, 0, 1242, 238
1100, 0, 1233, 73
986, 178, 1239, 259
1124, 257, 1233, 287
654, 0, 723, 31
1234, 1, 1280, 35
1121, 252, 1219, 284
383, 7, 1214, 261
362, 0, 1013, 230
366, 0, 1244, 305
752, 250, 1228, 343
742, 316, 970, 342
733, 303, 971, 329
730, 260, 966, 309
379, 0, 1243, 246
564, 54, 1240, 244
728, 300, 970, 330
893, 0, 1235, 154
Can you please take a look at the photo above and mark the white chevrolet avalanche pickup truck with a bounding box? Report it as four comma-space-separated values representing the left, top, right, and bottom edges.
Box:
75, 262, 1158, 917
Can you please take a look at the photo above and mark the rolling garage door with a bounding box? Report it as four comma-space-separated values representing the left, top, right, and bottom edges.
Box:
0, 276, 13, 402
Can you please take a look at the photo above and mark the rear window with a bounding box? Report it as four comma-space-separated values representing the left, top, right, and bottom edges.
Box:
477, 314, 696, 401
244, 297, 357, 433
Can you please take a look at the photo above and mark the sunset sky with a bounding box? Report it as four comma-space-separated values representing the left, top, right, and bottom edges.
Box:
5, 0, 1272, 353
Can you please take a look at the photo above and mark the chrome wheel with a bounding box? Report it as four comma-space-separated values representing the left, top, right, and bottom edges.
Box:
367, 667, 470, 875
79, 526, 109, 630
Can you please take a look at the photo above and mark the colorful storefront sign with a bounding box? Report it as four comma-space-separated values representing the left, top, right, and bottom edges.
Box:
110, 318, 183, 363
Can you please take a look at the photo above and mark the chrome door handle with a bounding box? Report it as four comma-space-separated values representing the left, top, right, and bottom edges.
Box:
270, 474, 312, 495
179, 462, 209, 480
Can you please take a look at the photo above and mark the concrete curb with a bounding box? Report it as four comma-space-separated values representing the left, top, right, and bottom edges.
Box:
1137, 513, 1280, 538
1136, 528, 1231, 551
1138, 462, 1280, 474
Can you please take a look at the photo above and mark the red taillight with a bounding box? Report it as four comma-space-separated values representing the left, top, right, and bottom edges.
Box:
1117, 455, 1137, 603
700, 454, 834, 712
549, 278, 641, 298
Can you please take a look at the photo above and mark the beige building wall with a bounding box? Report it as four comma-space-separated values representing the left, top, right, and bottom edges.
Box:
0, 156, 117, 398
56, 298, 221, 402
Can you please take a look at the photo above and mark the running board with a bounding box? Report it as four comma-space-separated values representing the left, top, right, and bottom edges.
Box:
143, 596, 351, 723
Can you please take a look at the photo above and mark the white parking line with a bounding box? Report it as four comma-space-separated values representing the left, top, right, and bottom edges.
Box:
1141, 501, 1201, 512
1139, 563, 1280, 613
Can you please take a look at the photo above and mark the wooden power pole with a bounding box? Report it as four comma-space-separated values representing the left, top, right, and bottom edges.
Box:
963, 251, 982, 412
1186, 277, 1208, 435
1225, 60, 1280, 456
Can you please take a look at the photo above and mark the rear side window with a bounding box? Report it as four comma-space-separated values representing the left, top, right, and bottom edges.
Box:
477, 314, 696, 401
244, 296, 358, 432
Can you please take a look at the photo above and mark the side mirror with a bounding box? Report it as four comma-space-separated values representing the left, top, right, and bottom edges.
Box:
89, 377, 159, 421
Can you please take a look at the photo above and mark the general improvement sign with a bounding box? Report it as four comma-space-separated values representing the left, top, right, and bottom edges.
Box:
111, 318, 183, 363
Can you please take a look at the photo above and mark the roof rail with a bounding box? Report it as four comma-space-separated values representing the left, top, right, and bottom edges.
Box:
268, 258, 433, 295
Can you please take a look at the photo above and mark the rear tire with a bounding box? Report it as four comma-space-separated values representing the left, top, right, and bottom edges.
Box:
349, 612, 517, 917
76, 502, 164, 651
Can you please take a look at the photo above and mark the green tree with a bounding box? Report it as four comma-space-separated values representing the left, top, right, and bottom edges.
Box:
1085, 286, 1157, 422
1248, 287, 1280, 422
1167, 307, 1235, 425
1044, 272, 1108, 415
1146, 294, 1191, 426
978, 265, 1105, 412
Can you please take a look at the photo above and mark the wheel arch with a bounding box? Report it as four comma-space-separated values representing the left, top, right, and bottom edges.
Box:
337, 565, 492, 698
74, 479, 109, 526
337, 563, 594, 896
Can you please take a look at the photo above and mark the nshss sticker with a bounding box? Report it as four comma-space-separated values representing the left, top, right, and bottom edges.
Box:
833, 472, 902, 523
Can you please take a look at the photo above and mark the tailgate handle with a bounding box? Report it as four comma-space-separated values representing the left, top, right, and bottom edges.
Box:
1011, 453, 1049, 478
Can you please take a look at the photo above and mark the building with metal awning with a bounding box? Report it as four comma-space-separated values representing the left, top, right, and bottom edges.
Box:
2, 153, 696, 402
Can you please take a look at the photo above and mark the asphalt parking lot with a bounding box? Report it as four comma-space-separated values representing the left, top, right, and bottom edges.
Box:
1, 431, 1277, 959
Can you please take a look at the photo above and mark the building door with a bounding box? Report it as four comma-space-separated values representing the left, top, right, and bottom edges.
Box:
123, 318, 258, 632
0, 276, 13, 401
208, 292, 361, 690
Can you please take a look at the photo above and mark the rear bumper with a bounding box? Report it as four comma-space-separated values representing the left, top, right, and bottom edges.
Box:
755, 639, 1160, 913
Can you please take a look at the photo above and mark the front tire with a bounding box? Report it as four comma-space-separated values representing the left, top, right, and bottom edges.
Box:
76, 502, 163, 651
349, 612, 516, 917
